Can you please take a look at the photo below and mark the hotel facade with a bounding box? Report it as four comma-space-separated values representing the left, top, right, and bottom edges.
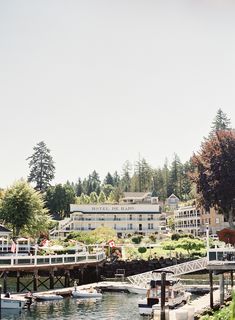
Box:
51, 193, 166, 238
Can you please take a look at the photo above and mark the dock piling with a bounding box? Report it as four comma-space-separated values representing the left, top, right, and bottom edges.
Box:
209, 270, 213, 309
16, 271, 20, 292
50, 270, 54, 290
160, 272, 166, 320
219, 273, 224, 305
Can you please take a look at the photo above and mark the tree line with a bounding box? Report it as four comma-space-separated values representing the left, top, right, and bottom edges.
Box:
0, 108, 234, 236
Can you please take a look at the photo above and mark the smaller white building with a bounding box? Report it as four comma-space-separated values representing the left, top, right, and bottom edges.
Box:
166, 194, 180, 211
174, 206, 201, 236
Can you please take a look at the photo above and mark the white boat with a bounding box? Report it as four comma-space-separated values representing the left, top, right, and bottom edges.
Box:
72, 289, 102, 298
126, 284, 147, 295
33, 293, 63, 301
1, 294, 28, 309
138, 271, 191, 316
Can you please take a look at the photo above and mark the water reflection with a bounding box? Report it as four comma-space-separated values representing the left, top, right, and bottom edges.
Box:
0, 293, 142, 320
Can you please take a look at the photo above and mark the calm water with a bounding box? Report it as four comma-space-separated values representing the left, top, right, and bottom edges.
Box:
0, 293, 143, 320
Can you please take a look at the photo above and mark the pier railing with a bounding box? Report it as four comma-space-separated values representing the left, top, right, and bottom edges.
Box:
127, 257, 208, 287
0, 251, 106, 267
208, 247, 235, 263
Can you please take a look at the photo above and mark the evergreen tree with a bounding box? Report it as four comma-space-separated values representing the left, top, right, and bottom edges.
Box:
112, 187, 124, 203
75, 178, 83, 196
162, 158, 170, 197
89, 170, 101, 194
168, 154, 182, 197
104, 172, 114, 186
134, 158, 152, 192
102, 184, 114, 198
90, 191, 98, 204
113, 171, 120, 187
107, 190, 116, 203
27, 141, 55, 192
98, 191, 106, 203
45, 183, 76, 218
121, 161, 132, 192
210, 108, 231, 135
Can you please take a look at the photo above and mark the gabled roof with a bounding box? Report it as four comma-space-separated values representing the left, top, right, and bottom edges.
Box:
167, 194, 179, 200
0, 225, 12, 233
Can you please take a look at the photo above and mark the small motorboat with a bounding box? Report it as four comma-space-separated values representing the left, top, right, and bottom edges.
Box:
127, 285, 147, 295
1, 294, 28, 309
72, 288, 102, 298
33, 293, 63, 301
138, 270, 191, 316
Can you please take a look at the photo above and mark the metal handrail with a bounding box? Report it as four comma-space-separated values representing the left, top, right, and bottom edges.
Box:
127, 257, 208, 287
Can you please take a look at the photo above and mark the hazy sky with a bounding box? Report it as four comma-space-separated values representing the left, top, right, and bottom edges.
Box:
1, 0, 235, 188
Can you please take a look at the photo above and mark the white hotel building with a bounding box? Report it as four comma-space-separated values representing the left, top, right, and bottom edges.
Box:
51, 193, 166, 238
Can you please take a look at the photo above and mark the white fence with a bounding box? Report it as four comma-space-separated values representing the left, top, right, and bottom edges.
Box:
0, 251, 106, 267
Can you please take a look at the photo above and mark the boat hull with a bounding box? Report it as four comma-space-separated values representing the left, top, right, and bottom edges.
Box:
1, 296, 26, 309
34, 294, 63, 301
127, 286, 147, 295
72, 291, 102, 298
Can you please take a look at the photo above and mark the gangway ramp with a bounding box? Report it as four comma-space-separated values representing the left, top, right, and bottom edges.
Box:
127, 257, 208, 287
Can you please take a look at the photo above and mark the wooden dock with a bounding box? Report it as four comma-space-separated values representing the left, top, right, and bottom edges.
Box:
152, 289, 229, 320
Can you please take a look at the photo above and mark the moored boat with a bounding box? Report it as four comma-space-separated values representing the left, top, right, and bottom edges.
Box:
1, 294, 28, 309
72, 288, 102, 298
138, 270, 191, 316
126, 284, 147, 295
33, 293, 63, 301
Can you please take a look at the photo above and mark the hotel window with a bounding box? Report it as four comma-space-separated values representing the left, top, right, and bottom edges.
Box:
114, 215, 117, 221
114, 224, 117, 230
148, 223, 153, 229
129, 214, 132, 220
128, 223, 133, 230
88, 224, 91, 230
139, 214, 142, 221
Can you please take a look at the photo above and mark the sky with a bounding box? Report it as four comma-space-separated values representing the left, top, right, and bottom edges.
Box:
1, 0, 235, 188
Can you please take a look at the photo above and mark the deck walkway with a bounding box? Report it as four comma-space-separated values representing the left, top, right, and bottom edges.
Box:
0, 251, 106, 271
153, 289, 228, 320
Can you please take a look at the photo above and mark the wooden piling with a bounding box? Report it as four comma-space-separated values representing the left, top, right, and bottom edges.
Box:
209, 270, 213, 309
50, 269, 54, 290
64, 270, 70, 288
160, 272, 166, 320
219, 273, 224, 305
33, 270, 38, 292
3, 271, 7, 294
16, 271, 20, 293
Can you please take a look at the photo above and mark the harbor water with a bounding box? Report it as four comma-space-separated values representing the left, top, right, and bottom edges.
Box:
0, 292, 143, 320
